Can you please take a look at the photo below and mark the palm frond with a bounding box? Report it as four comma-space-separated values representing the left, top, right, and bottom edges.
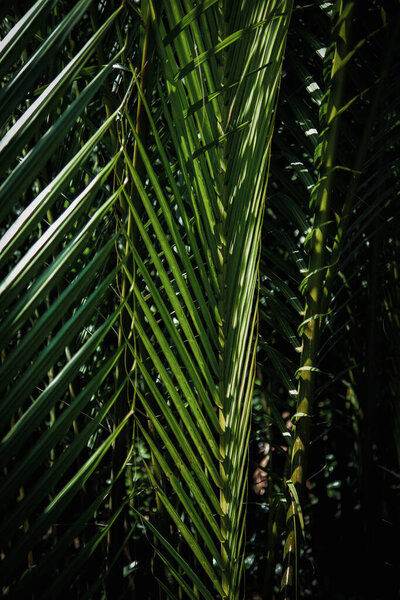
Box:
0, 2, 134, 595
118, 1, 293, 597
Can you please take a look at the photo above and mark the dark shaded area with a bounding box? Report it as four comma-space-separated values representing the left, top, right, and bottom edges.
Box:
250, 2, 400, 598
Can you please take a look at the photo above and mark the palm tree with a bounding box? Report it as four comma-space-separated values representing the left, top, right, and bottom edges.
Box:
1, 1, 399, 599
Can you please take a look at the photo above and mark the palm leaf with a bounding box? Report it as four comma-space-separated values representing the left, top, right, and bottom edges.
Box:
0, 2, 134, 595
120, 1, 293, 597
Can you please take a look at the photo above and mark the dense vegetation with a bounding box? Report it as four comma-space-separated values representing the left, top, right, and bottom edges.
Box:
1, 1, 399, 598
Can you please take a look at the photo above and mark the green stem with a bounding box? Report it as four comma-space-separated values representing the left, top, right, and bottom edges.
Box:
217, 2, 229, 594
281, 2, 354, 597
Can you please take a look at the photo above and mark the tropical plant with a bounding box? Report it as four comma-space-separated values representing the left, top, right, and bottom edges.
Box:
1, 1, 399, 599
